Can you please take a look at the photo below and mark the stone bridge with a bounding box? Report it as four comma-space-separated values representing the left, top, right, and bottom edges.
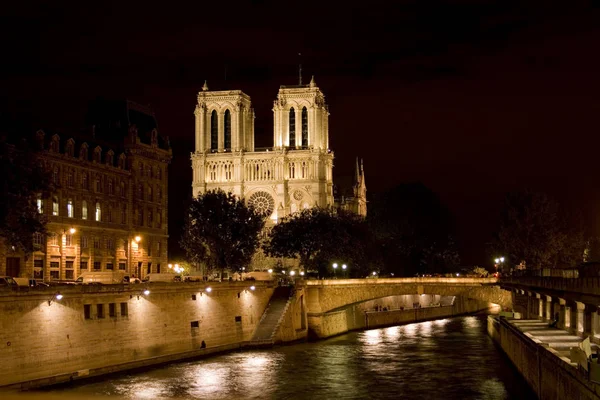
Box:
301, 277, 511, 313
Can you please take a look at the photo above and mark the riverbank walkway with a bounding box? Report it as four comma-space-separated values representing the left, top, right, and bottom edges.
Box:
508, 319, 599, 371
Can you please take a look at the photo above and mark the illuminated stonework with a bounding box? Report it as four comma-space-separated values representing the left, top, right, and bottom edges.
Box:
191, 78, 337, 223
248, 191, 275, 217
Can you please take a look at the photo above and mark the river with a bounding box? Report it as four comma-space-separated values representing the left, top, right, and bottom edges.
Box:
24, 314, 535, 400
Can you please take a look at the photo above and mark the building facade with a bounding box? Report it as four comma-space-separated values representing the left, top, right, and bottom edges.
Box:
0, 101, 172, 281
190, 78, 364, 223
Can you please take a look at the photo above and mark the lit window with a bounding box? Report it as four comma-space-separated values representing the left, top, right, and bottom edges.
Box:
95, 202, 101, 222
37, 195, 43, 214
67, 199, 73, 218
82, 200, 88, 220
52, 197, 59, 216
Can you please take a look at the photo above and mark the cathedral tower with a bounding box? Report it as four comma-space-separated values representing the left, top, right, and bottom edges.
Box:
272, 76, 329, 150
194, 81, 254, 153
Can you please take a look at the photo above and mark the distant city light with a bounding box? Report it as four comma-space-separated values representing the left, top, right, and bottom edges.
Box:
300, 271, 305, 276
290, 271, 295, 276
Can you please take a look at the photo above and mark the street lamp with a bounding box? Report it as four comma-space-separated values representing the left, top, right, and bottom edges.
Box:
333, 263, 338, 278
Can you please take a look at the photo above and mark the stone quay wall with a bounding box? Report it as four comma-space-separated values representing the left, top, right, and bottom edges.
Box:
488, 316, 600, 399
307, 295, 491, 339
0, 282, 274, 389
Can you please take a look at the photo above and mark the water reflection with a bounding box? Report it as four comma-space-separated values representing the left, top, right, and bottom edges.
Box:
35, 315, 535, 400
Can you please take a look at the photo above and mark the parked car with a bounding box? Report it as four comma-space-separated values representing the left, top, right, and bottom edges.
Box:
0, 276, 17, 287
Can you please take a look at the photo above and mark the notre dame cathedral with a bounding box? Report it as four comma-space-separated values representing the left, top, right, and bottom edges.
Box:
190, 77, 366, 224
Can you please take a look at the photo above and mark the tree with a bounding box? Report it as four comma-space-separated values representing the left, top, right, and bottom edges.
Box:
263, 207, 378, 276
0, 136, 50, 254
180, 190, 265, 277
493, 190, 585, 269
368, 182, 459, 276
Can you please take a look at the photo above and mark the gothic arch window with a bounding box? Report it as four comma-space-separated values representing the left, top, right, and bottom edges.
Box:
66, 139, 75, 157
95, 202, 101, 222
82, 200, 88, 220
302, 107, 308, 147
289, 107, 296, 147
224, 109, 231, 150
79, 143, 88, 160
210, 110, 218, 151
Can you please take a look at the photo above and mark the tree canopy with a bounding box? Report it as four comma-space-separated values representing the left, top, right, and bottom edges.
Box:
493, 190, 585, 269
263, 207, 379, 277
0, 137, 50, 254
367, 182, 460, 276
180, 190, 265, 276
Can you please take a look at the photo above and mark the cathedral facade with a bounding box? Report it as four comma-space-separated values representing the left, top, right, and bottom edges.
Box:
190, 78, 365, 223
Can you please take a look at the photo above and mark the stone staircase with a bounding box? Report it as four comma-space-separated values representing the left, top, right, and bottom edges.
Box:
250, 286, 293, 345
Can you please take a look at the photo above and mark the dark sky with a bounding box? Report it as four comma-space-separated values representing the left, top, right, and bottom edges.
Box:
2, 1, 600, 265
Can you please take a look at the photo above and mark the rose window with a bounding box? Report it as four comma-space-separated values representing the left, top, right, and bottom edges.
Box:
248, 191, 275, 217
293, 190, 303, 201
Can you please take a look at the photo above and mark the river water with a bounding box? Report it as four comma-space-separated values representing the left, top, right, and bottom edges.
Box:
28, 314, 535, 400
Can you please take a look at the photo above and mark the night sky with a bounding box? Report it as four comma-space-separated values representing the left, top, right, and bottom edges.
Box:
2, 1, 600, 265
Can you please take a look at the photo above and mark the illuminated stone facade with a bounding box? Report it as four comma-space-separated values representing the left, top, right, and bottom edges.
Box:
0, 101, 172, 281
190, 78, 363, 224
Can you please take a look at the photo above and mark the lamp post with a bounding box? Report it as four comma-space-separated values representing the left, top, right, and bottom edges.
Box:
342, 264, 347, 278
332, 263, 338, 279
494, 257, 505, 276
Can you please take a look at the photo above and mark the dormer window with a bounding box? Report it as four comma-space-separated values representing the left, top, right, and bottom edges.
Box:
93, 147, 102, 163
106, 150, 114, 166
50, 135, 60, 153
65, 139, 75, 157
118, 154, 126, 169
79, 143, 88, 160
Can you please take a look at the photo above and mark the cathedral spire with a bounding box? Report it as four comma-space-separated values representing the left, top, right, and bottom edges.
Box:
202, 80, 209, 91
310, 75, 316, 88
355, 157, 360, 182
360, 158, 366, 185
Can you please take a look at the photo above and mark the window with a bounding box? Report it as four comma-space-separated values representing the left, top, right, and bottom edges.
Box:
224, 109, 231, 149
97, 304, 105, 319
82, 172, 89, 190
106, 263, 114, 270
50, 270, 59, 280
94, 148, 101, 163
93, 261, 101, 270
157, 167, 162, 180
210, 110, 218, 151
67, 170, 74, 187
148, 186, 153, 202
147, 240, 152, 256
49, 234, 58, 246
138, 162, 144, 177
33, 232, 43, 247
157, 263, 161, 273
148, 209, 153, 227
82, 200, 88, 219
302, 107, 308, 147
52, 197, 59, 216
66, 234, 73, 246
106, 206, 112, 223
157, 241, 161, 255
235, 316, 242, 323
109, 303, 116, 318
81, 235, 88, 248
80, 144, 88, 160
289, 107, 296, 146
95, 202, 101, 221
34, 259, 43, 279
51, 137, 59, 153
108, 179, 113, 195
106, 238, 113, 250
121, 205, 127, 224
191, 321, 199, 328
96, 176, 102, 193
84, 304, 91, 319
53, 167, 59, 185
120, 182, 125, 197
147, 262, 152, 274
106, 151, 114, 166
120, 303, 128, 317
67, 199, 73, 218
119, 262, 126, 270
157, 210, 162, 227
66, 140, 74, 157
118, 154, 125, 169
66, 270, 74, 280
157, 187, 162, 202
138, 184, 143, 200
93, 237, 100, 249
80, 260, 88, 270
192, 295, 197, 301
36, 195, 43, 214
146, 166, 152, 178
138, 208, 143, 226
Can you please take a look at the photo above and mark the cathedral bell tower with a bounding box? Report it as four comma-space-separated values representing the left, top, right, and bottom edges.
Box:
272, 76, 329, 150
194, 81, 255, 153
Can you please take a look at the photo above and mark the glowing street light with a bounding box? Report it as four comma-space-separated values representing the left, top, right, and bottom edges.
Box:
143, 289, 150, 296
372, 271, 377, 277
69, 227, 76, 234
206, 287, 212, 293
342, 264, 347, 270
250, 285, 256, 291
135, 236, 141, 243
268, 269, 273, 274
290, 271, 296, 276
300, 271, 305, 276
